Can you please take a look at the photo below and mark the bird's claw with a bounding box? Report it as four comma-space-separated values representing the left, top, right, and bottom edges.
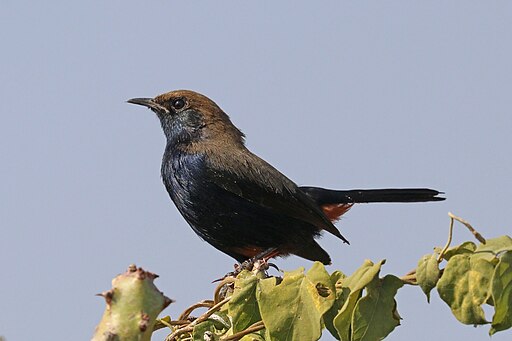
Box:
267, 262, 281, 272
213, 256, 279, 283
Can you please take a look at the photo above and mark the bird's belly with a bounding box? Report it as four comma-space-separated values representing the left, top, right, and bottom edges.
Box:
175, 180, 293, 248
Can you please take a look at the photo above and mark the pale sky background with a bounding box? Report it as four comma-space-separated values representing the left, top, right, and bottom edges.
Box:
1, 1, 511, 340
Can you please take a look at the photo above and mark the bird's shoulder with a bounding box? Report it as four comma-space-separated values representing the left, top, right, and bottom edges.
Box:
205, 147, 297, 195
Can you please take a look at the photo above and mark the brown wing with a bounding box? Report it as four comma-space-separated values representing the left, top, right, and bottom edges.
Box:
206, 149, 349, 243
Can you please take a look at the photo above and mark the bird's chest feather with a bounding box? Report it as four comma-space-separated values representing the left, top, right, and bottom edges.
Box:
161, 148, 207, 212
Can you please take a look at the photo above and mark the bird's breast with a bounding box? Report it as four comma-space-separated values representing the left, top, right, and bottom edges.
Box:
161, 149, 206, 206
160, 148, 237, 241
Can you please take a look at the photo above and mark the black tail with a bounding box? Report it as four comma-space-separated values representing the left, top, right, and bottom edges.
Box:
300, 187, 445, 205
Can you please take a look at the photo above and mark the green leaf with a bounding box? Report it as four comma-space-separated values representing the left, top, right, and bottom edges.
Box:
306, 262, 337, 314
192, 320, 220, 341
209, 312, 231, 330
440, 241, 476, 261
476, 235, 512, 255
323, 271, 348, 340
333, 260, 385, 341
437, 254, 495, 324
342, 260, 386, 292
192, 311, 230, 341
240, 332, 266, 341
416, 254, 441, 302
351, 275, 404, 341
256, 263, 334, 341
153, 315, 172, 331
330, 270, 347, 286
471, 252, 499, 263
333, 289, 362, 341
490, 251, 512, 335
228, 272, 261, 333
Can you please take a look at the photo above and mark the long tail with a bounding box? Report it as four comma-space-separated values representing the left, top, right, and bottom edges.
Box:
300, 187, 445, 204
300, 186, 445, 222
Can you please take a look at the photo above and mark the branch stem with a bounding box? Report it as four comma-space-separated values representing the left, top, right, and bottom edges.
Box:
177, 300, 214, 321
448, 212, 486, 244
221, 321, 266, 341
165, 296, 231, 341
437, 213, 455, 262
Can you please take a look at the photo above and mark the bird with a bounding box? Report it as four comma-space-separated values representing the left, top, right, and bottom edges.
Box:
127, 90, 444, 265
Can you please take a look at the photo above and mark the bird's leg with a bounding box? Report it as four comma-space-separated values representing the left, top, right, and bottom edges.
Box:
238, 247, 280, 272
213, 248, 280, 282
266, 262, 281, 272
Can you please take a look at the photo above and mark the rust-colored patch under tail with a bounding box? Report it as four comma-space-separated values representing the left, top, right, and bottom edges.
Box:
321, 203, 354, 222
228, 246, 282, 260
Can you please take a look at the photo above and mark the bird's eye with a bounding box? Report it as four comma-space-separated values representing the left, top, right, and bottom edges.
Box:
172, 98, 186, 110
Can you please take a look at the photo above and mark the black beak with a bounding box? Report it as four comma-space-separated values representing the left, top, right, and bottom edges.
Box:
127, 97, 169, 114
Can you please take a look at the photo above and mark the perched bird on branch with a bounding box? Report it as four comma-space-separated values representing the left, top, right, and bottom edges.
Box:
128, 90, 444, 265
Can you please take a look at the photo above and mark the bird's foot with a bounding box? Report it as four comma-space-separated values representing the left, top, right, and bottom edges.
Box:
236, 258, 256, 272
213, 258, 278, 283
213, 248, 281, 282
234, 257, 280, 278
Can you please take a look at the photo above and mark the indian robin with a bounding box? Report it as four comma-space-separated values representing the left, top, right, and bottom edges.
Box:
128, 90, 444, 265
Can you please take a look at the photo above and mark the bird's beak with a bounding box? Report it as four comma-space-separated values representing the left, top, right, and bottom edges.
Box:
127, 97, 169, 114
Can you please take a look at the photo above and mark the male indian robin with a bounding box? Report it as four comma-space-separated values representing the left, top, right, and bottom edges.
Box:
128, 90, 444, 265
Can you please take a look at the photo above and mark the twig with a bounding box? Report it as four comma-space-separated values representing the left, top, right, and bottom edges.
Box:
405, 269, 416, 276
400, 273, 417, 285
187, 297, 231, 327
448, 212, 486, 244
165, 325, 193, 341
221, 321, 266, 341
214, 277, 236, 304
437, 212, 486, 263
177, 300, 214, 321
437, 213, 455, 262
165, 296, 231, 341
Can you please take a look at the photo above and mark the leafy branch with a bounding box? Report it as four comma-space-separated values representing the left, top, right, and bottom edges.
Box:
92, 214, 512, 341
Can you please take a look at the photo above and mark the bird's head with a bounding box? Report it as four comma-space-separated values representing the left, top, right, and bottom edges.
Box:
128, 90, 245, 149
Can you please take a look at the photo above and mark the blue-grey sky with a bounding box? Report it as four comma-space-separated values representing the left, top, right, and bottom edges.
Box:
1, 1, 511, 340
